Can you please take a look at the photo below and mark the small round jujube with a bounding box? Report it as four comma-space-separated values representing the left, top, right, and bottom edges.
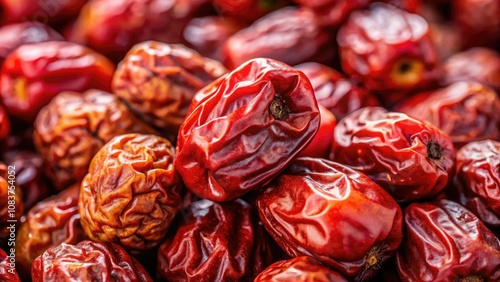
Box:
31, 240, 153, 282
78, 133, 182, 253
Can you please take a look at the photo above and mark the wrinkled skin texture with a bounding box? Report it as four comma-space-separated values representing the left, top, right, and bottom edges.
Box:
175, 58, 320, 202
440, 48, 500, 92
33, 90, 156, 190
1, 150, 50, 210
0, 0, 86, 24
0, 41, 115, 122
0, 248, 20, 282
454, 0, 500, 49
297, 105, 336, 159
0, 162, 23, 245
183, 16, 246, 61
396, 200, 500, 282
31, 240, 153, 282
0, 105, 9, 140
453, 140, 500, 228
68, 0, 209, 62
295, 62, 380, 120
79, 134, 182, 253
223, 7, 335, 70
0, 21, 64, 67
112, 41, 228, 137
157, 199, 273, 281
337, 3, 437, 94
257, 158, 403, 281
395, 82, 500, 149
213, 0, 291, 22
254, 256, 349, 282
330, 107, 455, 203
15, 183, 86, 280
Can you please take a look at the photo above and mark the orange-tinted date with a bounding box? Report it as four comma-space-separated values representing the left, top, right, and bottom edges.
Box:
79, 133, 182, 253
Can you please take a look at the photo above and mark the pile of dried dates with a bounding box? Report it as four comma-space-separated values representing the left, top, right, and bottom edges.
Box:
0, 0, 499, 281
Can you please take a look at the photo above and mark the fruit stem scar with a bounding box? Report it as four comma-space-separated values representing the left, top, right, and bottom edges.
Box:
458, 276, 484, 282
427, 141, 443, 160
269, 96, 288, 120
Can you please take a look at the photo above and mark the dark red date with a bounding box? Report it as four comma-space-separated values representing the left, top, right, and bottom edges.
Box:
0, 248, 20, 282
452, 140, 500, 228
175, 58, 319, 202
0, 105, 9, 141
223, 7, 335, 69
31, 240, 153, 282
395, 81, 500, 149
330, 107, 455, 203
157, 199, 273, 281
396, 200, 500, 281
295, 62, 380, 120
453, 0, 500, 49
257, 158, 403, 281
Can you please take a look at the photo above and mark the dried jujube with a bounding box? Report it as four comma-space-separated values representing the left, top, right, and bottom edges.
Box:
31, 240, 153, 282
15, 183, 86, 279
330, 107, 455, 203
79, 133, 182, 253
257, 157, 403, 281
33, 89, 157, 190
396, 200, 500, 282
112, 41, 228, 138
175, 58, 319, 202
157, 198, 273, 281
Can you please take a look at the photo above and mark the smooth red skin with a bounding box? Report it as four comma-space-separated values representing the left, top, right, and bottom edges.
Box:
295, 62, 380, 120
0, 248, 21, 282
31, 240, 153, 282
337, 3, 437, 92
175, 58, 320, 202
0, 21, 64, 67
0, 105, 9, 140
453, 140, 500, 227
396, 200, 500, 282
1, 150, 50, 210
254, 256, 349, 282
454, 0, 500, 49
330, 107, 456, 203
223, 7, 335, 70
257, 158, 403, 281
68, 0, 209, 62
0, 41, 115, 122
157, 199, 273, 281
440, 48, 500, 92
213, 0, 291, 22
0, 0, 86, 24
183, 16, 247, 62
297, 105, 336, 159
394, 81, 500, 149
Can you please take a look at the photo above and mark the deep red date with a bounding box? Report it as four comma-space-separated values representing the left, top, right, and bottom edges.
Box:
257, 158, 403, 281
396, 200, 500, 281
330, 107, 455, 203
175, 58, 319, 202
